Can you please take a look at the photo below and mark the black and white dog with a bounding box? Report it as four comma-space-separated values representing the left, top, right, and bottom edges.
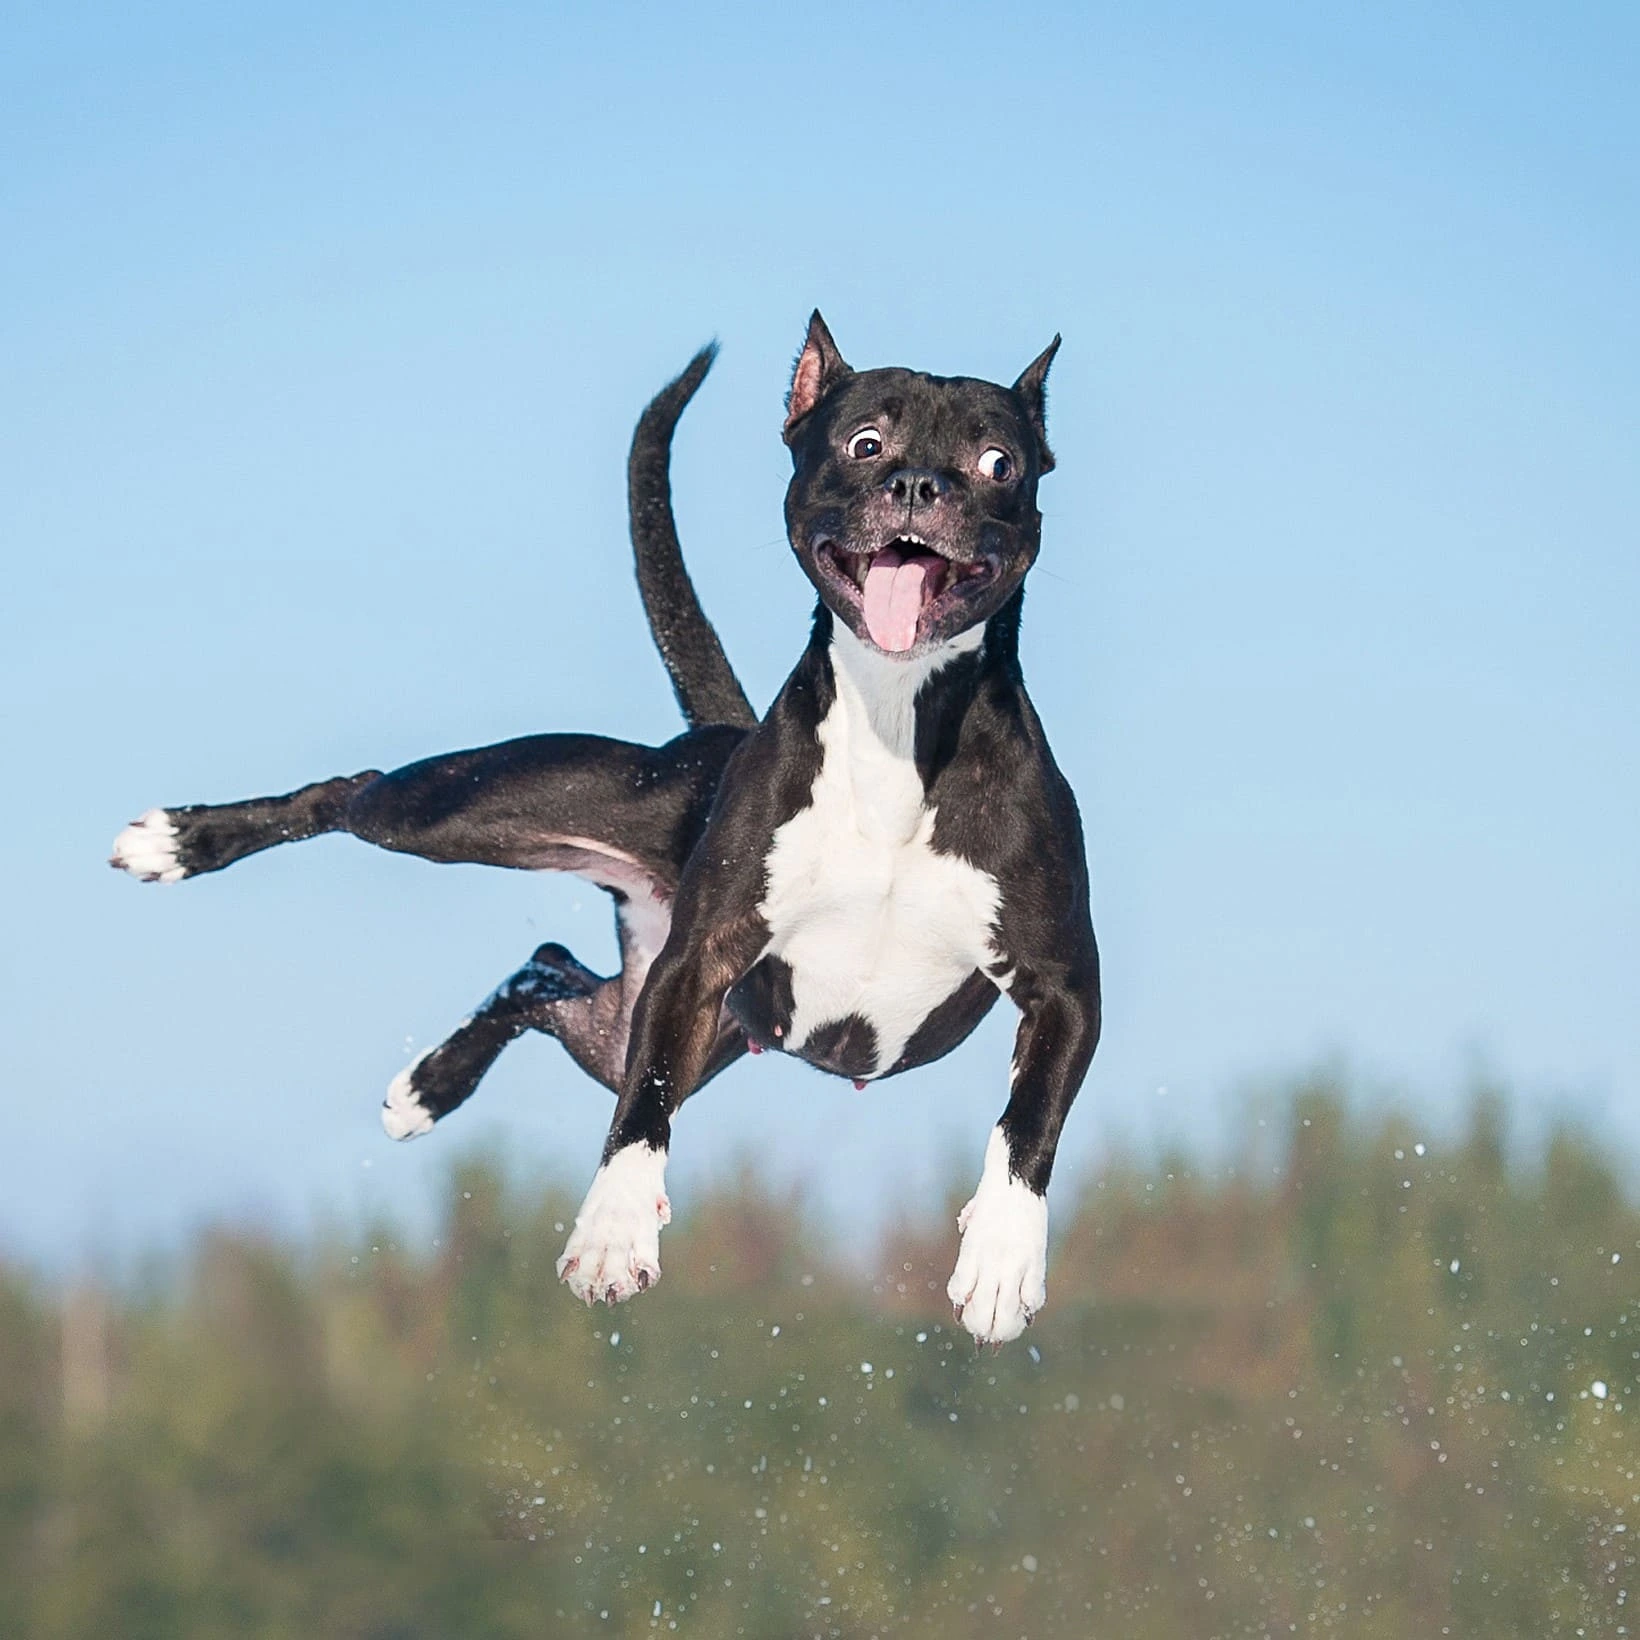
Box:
111, 315, 1100, 1345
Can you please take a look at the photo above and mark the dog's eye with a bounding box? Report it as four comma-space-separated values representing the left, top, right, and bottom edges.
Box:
977, 447, 1014, 482
846, 427, 883, 460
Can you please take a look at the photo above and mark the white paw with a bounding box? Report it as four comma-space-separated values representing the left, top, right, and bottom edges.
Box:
381, 1053, 436, 1140
109, 809, 186, 883
556, 1144, 671, 1305
946, 1127, 1048, 1347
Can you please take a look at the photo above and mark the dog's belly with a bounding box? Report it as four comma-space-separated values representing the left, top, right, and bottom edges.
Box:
729, 949, 999, 1080
738, 804, 1003, 1079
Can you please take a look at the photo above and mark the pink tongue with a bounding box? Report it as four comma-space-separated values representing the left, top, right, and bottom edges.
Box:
862, 548, 929, 652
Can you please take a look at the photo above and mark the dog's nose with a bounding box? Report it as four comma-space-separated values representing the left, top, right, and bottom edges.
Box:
884, 468, 948, 510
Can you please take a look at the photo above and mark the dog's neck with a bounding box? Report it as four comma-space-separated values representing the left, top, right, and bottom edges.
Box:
827, 619, 982, 755
814, 622, 987, 844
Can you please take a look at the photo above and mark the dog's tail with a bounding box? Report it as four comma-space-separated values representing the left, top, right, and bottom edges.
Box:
628, 345, 757, 730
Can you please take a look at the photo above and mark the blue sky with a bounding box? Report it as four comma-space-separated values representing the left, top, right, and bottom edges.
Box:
4, 1, 1636, 1268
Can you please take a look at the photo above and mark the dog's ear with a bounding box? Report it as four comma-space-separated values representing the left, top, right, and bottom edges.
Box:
1013, 335, 1061, 474
784, 310, 852, 440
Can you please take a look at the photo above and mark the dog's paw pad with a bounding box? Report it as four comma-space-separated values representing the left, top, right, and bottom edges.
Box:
109, 809, 187, 883
381, 1053, 437, 1140
557, 1145, 670, 1305
946, 1131, 1048, 1348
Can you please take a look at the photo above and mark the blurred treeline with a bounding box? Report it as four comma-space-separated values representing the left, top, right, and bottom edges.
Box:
3, 1081, 1637, 1638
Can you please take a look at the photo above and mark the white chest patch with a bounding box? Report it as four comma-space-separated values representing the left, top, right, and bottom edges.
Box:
757, 626, 1003, 1077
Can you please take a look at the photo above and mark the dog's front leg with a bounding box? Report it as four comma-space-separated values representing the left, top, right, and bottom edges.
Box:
556, 904, 765, 1307
948, 958, 1102, 1346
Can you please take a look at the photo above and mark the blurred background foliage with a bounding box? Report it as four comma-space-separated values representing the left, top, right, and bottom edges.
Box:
5, 1078, 1636, 1638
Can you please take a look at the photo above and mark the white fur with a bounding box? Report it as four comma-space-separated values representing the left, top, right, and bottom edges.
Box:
557, 1143, 671, 1304
947, 1125, 1048, 1344
110, 809, 186, 883
381, 1052, 437, 1139
757, 624, 1002, 1077
546, 835, 673, 968
610, 877, 672, 969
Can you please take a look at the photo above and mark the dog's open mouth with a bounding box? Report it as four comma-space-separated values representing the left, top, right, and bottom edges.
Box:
815, 536, 998, 653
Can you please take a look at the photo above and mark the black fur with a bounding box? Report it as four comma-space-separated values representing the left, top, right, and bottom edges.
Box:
112, 324, 1101, 1342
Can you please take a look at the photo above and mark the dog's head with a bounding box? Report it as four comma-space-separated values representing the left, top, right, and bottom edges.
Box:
781, 312, 1059, 658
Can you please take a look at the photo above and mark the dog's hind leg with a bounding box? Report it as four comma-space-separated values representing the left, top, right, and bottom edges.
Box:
111, 728, 751, 1124
382, 941, 609, 1136
111, 727, 745, 884
348, 730, 751, 1132
382, 924, 747, 1139
110, 774, 383, 883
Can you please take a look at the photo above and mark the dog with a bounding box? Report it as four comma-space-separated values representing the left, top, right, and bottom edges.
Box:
110, 315, 1100, 1345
